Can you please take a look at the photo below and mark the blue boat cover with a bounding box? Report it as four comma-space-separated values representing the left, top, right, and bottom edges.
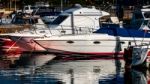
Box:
95, 26, 150, 38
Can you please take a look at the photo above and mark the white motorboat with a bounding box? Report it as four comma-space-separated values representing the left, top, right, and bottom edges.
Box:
34, 27, 150, 56
3, 5, 110, 52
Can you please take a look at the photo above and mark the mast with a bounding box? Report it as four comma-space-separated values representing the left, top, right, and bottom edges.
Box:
15, 0, 16, 11
9, 0, 12, 11
61, 0, 63, 12
71, 12, 75, 34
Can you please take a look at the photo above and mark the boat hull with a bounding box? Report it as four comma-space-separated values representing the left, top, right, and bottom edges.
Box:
35, 34, 150, 56
0, 38, 22, 54
9, 36, 46, 52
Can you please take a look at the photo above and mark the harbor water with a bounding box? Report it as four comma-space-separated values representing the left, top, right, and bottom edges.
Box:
0, 53, 149, 84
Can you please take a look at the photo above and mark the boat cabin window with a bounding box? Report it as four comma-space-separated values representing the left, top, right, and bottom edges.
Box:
143, 12, 150, 18
51, 15, 68, 25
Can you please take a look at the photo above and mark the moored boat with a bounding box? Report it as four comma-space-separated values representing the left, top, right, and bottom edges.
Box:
2, 5, 110, 52
34, 26, 150, 57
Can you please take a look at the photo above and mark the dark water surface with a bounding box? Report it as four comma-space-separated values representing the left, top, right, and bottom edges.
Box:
0, 54, 149, 84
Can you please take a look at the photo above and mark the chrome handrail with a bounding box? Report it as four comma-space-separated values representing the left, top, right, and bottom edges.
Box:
17, 24, 97, 36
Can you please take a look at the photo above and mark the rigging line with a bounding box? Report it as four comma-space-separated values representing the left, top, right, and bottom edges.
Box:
6, 36, 22, 53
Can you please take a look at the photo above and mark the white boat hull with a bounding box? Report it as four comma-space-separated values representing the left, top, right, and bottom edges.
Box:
9, 36, 46, 52
36, 39, 120, 55
35, 34, 150, 56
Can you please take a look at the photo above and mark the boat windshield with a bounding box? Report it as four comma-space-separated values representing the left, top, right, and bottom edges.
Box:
51, 15, 68, 25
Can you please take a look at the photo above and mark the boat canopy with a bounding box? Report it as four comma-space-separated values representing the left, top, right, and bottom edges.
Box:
95, 26, 150, 38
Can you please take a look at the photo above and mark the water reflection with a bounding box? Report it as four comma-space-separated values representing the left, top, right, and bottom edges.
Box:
15, 53, 56, 68
0, 53, 125, 84
41, 60, 124, 84
3, 53, 150, 84
124, 68, 150, 84
132, 69, 147, 84
0, 68, 61, 84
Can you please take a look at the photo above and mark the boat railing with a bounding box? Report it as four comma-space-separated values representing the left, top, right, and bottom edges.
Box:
48, 25, 97, 35
19, 24, 97, 35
